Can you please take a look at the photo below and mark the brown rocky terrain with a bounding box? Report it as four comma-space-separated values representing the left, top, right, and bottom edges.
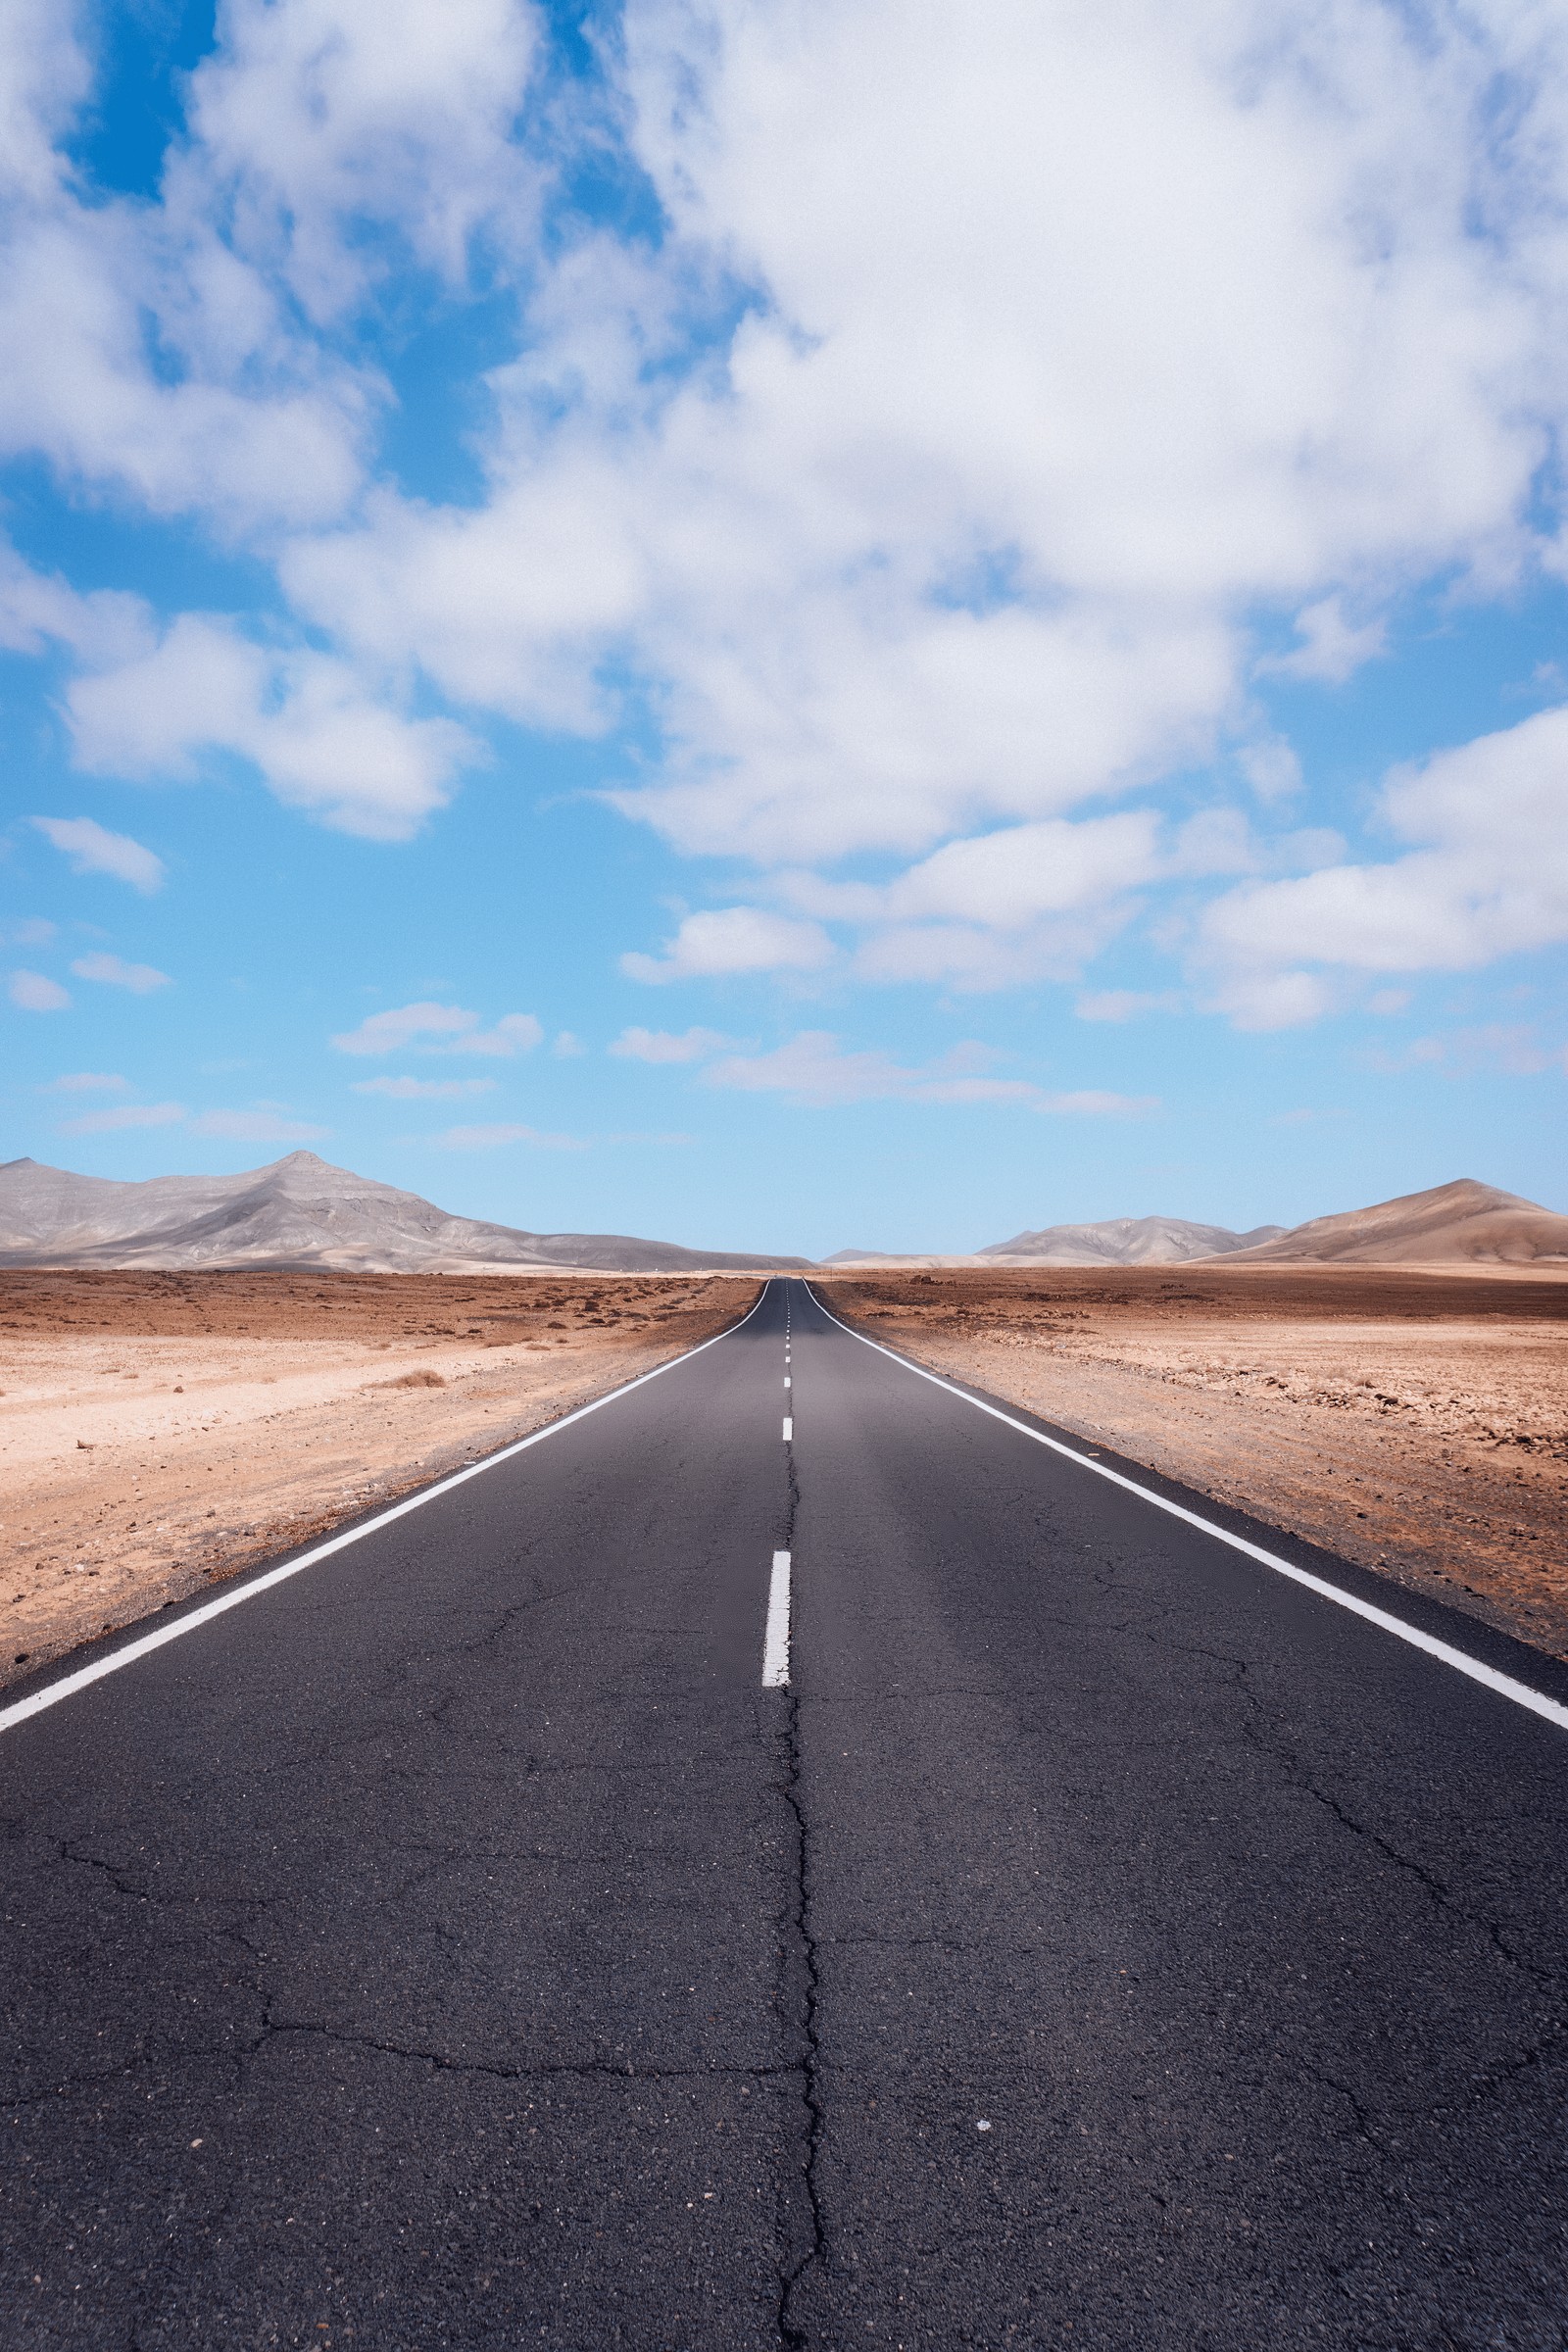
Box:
817, 1262, 1568, 1659
0, 1269, 757, 1687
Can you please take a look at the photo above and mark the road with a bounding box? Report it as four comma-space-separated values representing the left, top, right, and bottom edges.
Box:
4, 1275, 1568, 2350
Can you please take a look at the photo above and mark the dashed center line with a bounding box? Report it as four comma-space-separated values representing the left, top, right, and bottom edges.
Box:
762, 1549, 792, 1687
783, 1416, 793, 1442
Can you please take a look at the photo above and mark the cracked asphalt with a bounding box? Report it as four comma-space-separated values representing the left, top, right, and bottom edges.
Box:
4, 1277, 1568, 2350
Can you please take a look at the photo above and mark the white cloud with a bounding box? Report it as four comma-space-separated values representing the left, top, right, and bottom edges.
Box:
1360, 1023, 1565, 1079
59, 1101, 185, 1135
9, 969, 70, 1010
448, 1012, 545, 1058
0, 183, 365, 535
1236, 737, 1302, 804
350, 1074, 498, 1099
703, 1028, 1154, 1113
188, 1107, 328, 1141
610, 1025, 734, 1062
0, 540, 149, 667
621, 907, 834, 983
1197, 702, 1568, 1021
846, 813, 1163, 989
1075, 990, 1182, 1022
31, 815, 165, 893
186, 0, 542, 322
71, 952, 172, 994
432, 1120, 579, 1149
331, 1001, 477, 1054
1, 918, 56, 947
552, 1031, 587, 1057
43, 1071, 130, 1093
1201, 967, 1335, 1033
330, 1001, 542, 1055
67, 615, 480, 842
50, 1092, 326, 1140
1260, 597, 1389, 686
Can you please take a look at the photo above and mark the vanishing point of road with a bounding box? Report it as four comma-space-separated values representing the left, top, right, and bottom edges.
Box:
4, 1277, 1567, 2349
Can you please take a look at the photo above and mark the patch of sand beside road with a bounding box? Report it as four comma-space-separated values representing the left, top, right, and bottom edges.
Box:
818, 1263, 1568, 1661
0, 1269, 758, 1688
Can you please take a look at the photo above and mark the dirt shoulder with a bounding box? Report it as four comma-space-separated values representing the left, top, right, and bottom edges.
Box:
815, 1262, 1568, 1661
0, 1269, 759, 1689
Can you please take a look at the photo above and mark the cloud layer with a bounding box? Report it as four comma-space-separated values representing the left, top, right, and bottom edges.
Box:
4, 0, 1568, 1026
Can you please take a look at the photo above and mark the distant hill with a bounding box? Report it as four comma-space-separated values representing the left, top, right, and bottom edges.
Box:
976, 1213, 1287, 1266
0, 1153, 808, 1276
1225, 1179, 1568, 1265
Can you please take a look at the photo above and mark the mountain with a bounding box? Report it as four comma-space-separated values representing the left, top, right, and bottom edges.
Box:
976, 1213, 1288, 1266
1224, 1179, 1568, 1265
0, 1153, 808, 1275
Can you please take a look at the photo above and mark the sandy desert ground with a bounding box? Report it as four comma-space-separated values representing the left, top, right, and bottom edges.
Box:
6, 1260, 1567, 1687
819, 1263, 1568, 1660
0, 1270, 757, 1688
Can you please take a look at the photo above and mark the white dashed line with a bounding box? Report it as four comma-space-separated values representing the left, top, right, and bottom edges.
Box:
783, 1417, 793, 1442
762, 1550, 792, 1688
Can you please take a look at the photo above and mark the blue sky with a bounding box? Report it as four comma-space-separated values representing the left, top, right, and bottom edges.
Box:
2, 0, 1566, 1260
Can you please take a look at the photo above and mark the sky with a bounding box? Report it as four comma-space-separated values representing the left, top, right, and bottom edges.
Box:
2, 0, 1566, 1261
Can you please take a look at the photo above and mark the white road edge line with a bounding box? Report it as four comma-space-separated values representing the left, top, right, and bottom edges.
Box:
762, 1549, 792, 1688
805, 1284, 1568, 1735
0, 1280, 777, 1740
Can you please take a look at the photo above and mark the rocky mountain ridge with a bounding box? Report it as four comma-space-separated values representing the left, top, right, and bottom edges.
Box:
0, 1153, 808, 1275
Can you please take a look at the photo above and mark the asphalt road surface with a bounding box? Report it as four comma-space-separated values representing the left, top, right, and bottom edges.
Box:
4, 1276, 1568, 2351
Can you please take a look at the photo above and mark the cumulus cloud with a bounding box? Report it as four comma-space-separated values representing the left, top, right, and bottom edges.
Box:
703, 1029, 1154, 1114
67, 615, 480, 841
1197, 703, 1568, 1023
9, 969, 70, 1010
449, 1013, 547, 1058
31, 815, 165, 893
70, 952, 171, 994
834, 813, 1167, 989
331, 1002, 543, 1054
0, 541, 149, 667
1260, 597, 1389, 686
609, 1025, 735, 1062
621, 907, 833, 984
185, 0, 542, 321
331, 1001, 475, 1054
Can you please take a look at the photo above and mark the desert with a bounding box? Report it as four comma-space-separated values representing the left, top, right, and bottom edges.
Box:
817, 1259, 1568, 1657
7, 1241, 1567, 1692
0, 1267, 755, 1688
